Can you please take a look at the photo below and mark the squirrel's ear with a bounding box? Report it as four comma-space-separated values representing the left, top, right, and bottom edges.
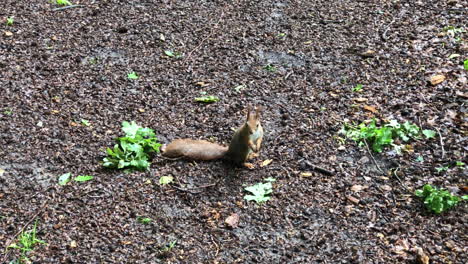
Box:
246, 105, 252, 119
255, 106, 262, 118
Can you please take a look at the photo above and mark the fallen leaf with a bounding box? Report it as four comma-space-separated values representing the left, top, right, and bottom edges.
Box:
51, 110, 60, 114
300, 172, 313, 177
380, 185, 392, 191
121, 241, 132, 245
4, 31, 13, 37
261, 159, 273, 167
429, 74, 445, 85
413, 246, 429, 264
354, 97, 368, 103
360, 50, 376, 57
195, 81, 210, 87
329, 92, 339, 97
363, 105, 378, 113
350, 185, 364, 192
70, 121, 78, 127
225, 213, 240, 228
346, 195, 360, 205
70, 240, 77, 248
138, 108, 145, 113
0, 168, 5, 176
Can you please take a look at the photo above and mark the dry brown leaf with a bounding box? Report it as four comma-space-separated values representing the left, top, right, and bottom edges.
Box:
121, 240, 132, 245
300, 172, 313, 177
70, 240, 77, 248
4, 31, 13, 37
70, 121, 78, 127
196, 81, 210, 87
380, 185, 392, 191
225, 213, 240, 228
350, 185, 364, 192
413, 247, 429, 264
360, 50, 376, 57
429, 74, 445, 85
363, 105, 378, 113
138, 108, 145, 113
261, 159, 273, 167
346, 195, 360, 205
354, 97, 368, 102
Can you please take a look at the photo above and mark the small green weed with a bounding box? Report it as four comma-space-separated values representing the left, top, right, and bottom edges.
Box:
103, 121, 161, 171
159, 176, 173, 185
464, 59, 468, 71
455, 161, 465, 168
137, 216, 152, 224
341, 119, 435, 153
415, 184, 468, 214
161, 240, 177, 252
244, 178, 276, 204
8, 220, 46, 263
3, 108, 13, 115
352, 84, 363, 92
264, 64, 277, 72
127, 72, 139, 80
194, 95, 220, 103
6, 17, 14, 26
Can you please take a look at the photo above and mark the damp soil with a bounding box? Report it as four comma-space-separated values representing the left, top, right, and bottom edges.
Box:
0, 0, 467, 263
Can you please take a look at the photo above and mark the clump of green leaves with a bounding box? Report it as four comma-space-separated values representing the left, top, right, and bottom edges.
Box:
103, 121, 161, 171
341, 119, 435, 153
415, 184, 468, 214
8, 220, 46, 263
194, 95, 220, 103
6, 17, 14, 26
127, 72, 139, 80
464, 59, 468, 71
244, 177, 276, 204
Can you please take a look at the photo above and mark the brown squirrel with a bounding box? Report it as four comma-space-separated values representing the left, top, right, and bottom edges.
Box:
162, 106, 263, 166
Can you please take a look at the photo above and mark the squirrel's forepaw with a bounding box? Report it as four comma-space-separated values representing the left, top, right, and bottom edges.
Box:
243, 163, 255, 169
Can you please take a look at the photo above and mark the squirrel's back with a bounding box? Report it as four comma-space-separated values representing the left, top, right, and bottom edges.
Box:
162, 139, 228, 160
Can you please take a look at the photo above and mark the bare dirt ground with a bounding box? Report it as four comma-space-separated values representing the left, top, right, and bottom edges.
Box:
0, 0, 466, 263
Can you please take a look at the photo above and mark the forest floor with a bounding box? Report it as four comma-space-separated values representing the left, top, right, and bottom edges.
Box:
0, 0, 467, 263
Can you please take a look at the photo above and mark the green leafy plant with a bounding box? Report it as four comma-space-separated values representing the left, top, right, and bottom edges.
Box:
127, 72, 139, 80
161, 240, 177, 252
422, 129, 436, 139
264, 64, 277, 72
352, 84, 363, 92
464, 59, 468, 71
244, 178, 276, 204
53, 0, 72, 6
6, 17, 14, 26
103, 121, 161, 171
137, 216, 152, 224
455, 161, 465, 168
341, 119, 435, 153
3, 108, 13, 115
74, 175, 94, 182
415, 184, 468, 214
8, 220, 46, 263
194, 95, 220, 103
159, 176, 174, 185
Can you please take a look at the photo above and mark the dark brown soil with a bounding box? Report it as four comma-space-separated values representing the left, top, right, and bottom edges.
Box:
1, 0, 467, 263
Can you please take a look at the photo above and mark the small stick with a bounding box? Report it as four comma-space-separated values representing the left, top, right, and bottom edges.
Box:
304, 161, 335, 176
434, 127, 445, 159
52, 4, 84, 11
363, 140, 384, 174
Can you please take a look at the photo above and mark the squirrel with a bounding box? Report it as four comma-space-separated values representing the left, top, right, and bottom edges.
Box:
162, 106, 263, 166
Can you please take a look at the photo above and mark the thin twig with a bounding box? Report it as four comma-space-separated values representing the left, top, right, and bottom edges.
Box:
184, 6, 226, 62
2, 201, 49, 262
304, 160, 335, 176
363, 140, 384, 174
434, 127, 445, 159
52, 4, 84, 11
391, 167, 410, 192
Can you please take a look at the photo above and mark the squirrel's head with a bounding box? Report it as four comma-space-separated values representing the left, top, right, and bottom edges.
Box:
246, 105, 262, 134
